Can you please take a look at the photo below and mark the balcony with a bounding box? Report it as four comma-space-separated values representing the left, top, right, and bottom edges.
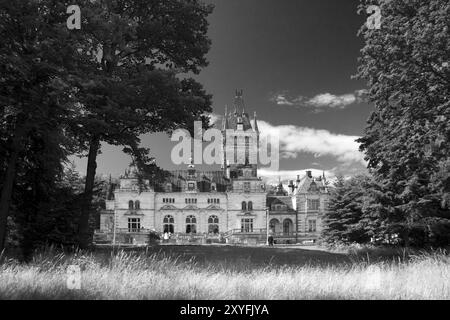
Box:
96, 228, 151, 234
123, 210, 144, 216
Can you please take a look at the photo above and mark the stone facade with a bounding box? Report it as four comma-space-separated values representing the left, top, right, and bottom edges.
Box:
97, 91, 330, 245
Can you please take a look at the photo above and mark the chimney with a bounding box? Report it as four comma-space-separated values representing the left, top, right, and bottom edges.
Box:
306, 170, 312, 178
288, 180, 295, 193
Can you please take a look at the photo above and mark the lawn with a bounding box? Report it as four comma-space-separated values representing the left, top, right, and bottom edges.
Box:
0, 245, 449, 299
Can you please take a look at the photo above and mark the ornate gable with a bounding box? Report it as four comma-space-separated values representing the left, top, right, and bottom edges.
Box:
183, 205, 199, 210
160, 205, 178, 210
205, 204, 222, 210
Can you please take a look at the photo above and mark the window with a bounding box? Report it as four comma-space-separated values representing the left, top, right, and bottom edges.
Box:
244, 182, 251, 193
271, 204, 286, 211
128, 200, 134, 210
308, 199, 320, 211
211, 184, 216, 191
245, 136, 250, 164
241, 218, 254, 233
186, 215, 197, 234
163, 198, 175, 203
185, 198, 197, 204
134, 200, 140, 210
248, 201, 253, 211
269, 219, 279, 232
234, 136, 238, 164
241, 201, 247, 211
128, 218, 141, 232
208, 215, 219, 234
309, 182, 318, 192
163, 215, 174, 233
283, 219, 293, 235
308, 220, 317, 232
188, 182, 196, 191
208, 198, 220, 204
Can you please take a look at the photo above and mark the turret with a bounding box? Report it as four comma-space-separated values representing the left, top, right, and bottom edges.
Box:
253, 111, 259, 132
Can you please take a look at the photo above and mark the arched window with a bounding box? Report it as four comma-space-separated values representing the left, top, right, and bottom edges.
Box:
269, 218, 280, 233
241, 201, 247, 211
128, 200, 134, 210
248, 201, 253, 211
283, 219, 293, 235
186, 215, 197, 234
163, 215, 174, 233
208, 215, 219, 234
134, 200, 140, 210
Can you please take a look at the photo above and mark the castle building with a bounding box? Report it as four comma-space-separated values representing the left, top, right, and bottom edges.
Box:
96, 91, 329, 245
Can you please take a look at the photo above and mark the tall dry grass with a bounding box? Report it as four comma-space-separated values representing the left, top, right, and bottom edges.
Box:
0, 246, 449, 299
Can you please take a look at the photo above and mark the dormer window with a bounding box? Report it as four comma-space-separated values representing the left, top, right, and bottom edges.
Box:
309, 181, 318, 192
188, 182, 196, 191
271, 204, 287, 211
188, 169, 195, 178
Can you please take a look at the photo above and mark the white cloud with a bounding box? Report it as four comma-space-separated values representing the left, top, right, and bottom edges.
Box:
259, 168, 334, 184
271, 90, 367, 110
307, 93, 356, 108
272, 94, 294, 106
258, 120, 366, 165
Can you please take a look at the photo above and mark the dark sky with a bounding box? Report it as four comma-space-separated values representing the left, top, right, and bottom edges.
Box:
73, 0, 373, 182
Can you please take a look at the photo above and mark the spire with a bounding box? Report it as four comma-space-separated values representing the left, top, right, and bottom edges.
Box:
253, 111, 259, 132
222, 105, 229, 130
234, 89, 244, 114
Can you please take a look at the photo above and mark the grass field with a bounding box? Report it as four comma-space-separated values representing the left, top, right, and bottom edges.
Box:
1, 245, 449, 299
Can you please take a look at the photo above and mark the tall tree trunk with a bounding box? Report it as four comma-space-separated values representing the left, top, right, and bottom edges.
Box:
78, 136, 100, 249
0, 125, 26, 252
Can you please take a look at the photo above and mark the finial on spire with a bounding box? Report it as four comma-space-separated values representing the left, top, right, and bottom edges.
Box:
223, 105, 229, 130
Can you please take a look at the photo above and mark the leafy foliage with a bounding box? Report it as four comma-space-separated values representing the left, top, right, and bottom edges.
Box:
322, 175, 372, 245
354, 0, 450, 246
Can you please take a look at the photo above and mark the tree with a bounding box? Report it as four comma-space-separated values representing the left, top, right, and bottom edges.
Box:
356, 0, 450, 246
322, 175, 372, 245
0, 0, 81, 252
68, 0, 214, 248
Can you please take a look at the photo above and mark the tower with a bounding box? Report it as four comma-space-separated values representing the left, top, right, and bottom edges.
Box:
222, 90, 259, 180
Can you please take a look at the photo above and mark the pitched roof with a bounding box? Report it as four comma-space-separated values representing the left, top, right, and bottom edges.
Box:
267, 196, 296, 212
294, 173, 328, 194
